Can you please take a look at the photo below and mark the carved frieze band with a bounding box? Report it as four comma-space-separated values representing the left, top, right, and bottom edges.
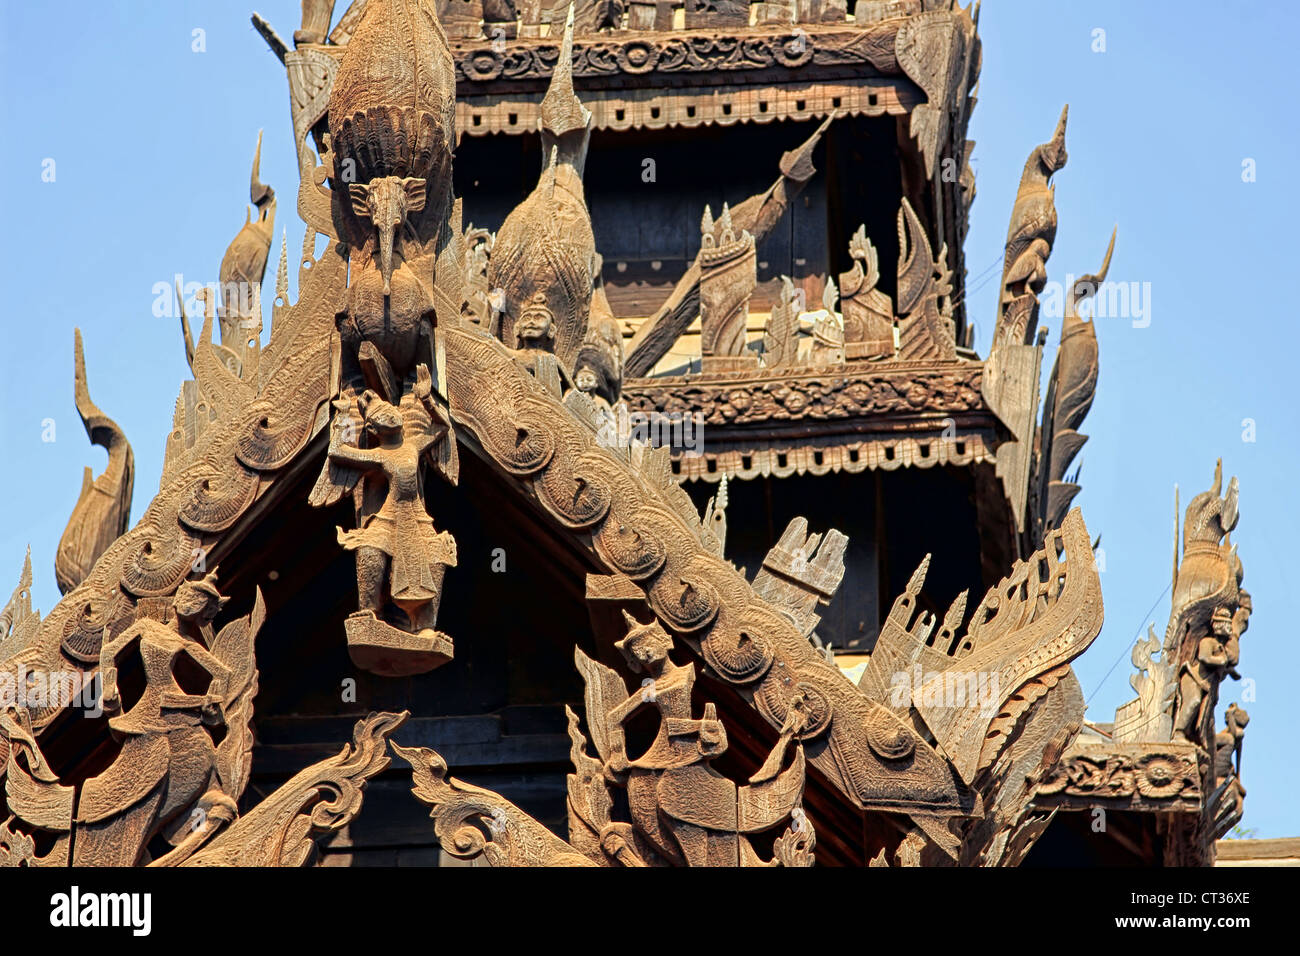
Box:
622, 363, 986, 426
1034, 743, 1204, 812
450, 27, 902, 84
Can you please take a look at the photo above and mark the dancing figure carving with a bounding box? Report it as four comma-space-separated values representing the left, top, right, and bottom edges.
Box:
566, 613, 814, 867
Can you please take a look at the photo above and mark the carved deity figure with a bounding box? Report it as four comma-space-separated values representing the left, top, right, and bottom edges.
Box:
328, 365, 459, 676
306, 0, 464, 677
572, 311, 623, 409
2, 582, 261, 866
1210, 703, 1249, 840
506, 291, 573, 396
1226, 587, 1250, 679
1173, 605, 1231, 744
461, 224, 496, 329
573, 364, 607, 407
1213, 703, 1249, 783
567, 613, 812, 867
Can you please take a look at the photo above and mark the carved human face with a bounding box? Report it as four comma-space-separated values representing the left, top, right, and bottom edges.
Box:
1211, 608, 1233, 638
359, 391, 403, 437
698, 719, 727, 756
574, 367, 599, 393
618, 626, 671, 673
516, 293, 555, 346
174, 581, 223, 624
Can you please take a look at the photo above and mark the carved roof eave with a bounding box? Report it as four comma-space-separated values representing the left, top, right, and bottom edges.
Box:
15, 311, 1107, 842
621, 357, 1007, 480
1031, 738, 1207, 815
15, 292, 973, 818
2, 241, 349, 723
439, 321, 978, 817
448, 12, 980, 177
284, 11, 979, 169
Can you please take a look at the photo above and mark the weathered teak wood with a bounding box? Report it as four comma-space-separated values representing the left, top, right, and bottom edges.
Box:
393, 741, 596, 865
2, 581, 265, 866
621, 358, 1000, 485
0, 0, 1259, 869
185, 712, 406, 866
1029, 461, 1254, 865
442, 319, 974, 821
839, 225, 893, 361
624, 115, 833, 378
982, 108, 1067, 538
1033, 229, 1114, 537
1035, 740, 1203, 814
563, 613, 815, 866
55, 330, 135, 595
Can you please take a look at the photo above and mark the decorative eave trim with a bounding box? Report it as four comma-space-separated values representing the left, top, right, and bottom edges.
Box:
1032, 740, 1206, 814
669, 433, 996, 483
459, 78, 917, 136
440, 320, 976, 816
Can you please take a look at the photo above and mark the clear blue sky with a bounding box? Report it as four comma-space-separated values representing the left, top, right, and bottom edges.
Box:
1, 2, 1296, 839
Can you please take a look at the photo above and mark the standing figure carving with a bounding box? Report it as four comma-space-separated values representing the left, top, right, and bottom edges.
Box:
309, 0, 464, 676
1165, 461, 1242, 749
328, 367, 459, 677
1172, 606, 1231, 744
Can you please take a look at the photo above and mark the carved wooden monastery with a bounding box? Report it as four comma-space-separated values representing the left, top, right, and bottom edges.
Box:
0, 0, 1254, 867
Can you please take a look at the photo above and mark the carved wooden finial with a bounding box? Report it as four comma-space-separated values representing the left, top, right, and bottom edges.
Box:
539, 3, 589, 140
993, 105, 1071, 348
55, 330, 134, 595
1064, 226, 1117, 323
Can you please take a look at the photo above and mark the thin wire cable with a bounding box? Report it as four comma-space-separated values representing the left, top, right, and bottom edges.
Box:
1085, 581, 1173, 706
